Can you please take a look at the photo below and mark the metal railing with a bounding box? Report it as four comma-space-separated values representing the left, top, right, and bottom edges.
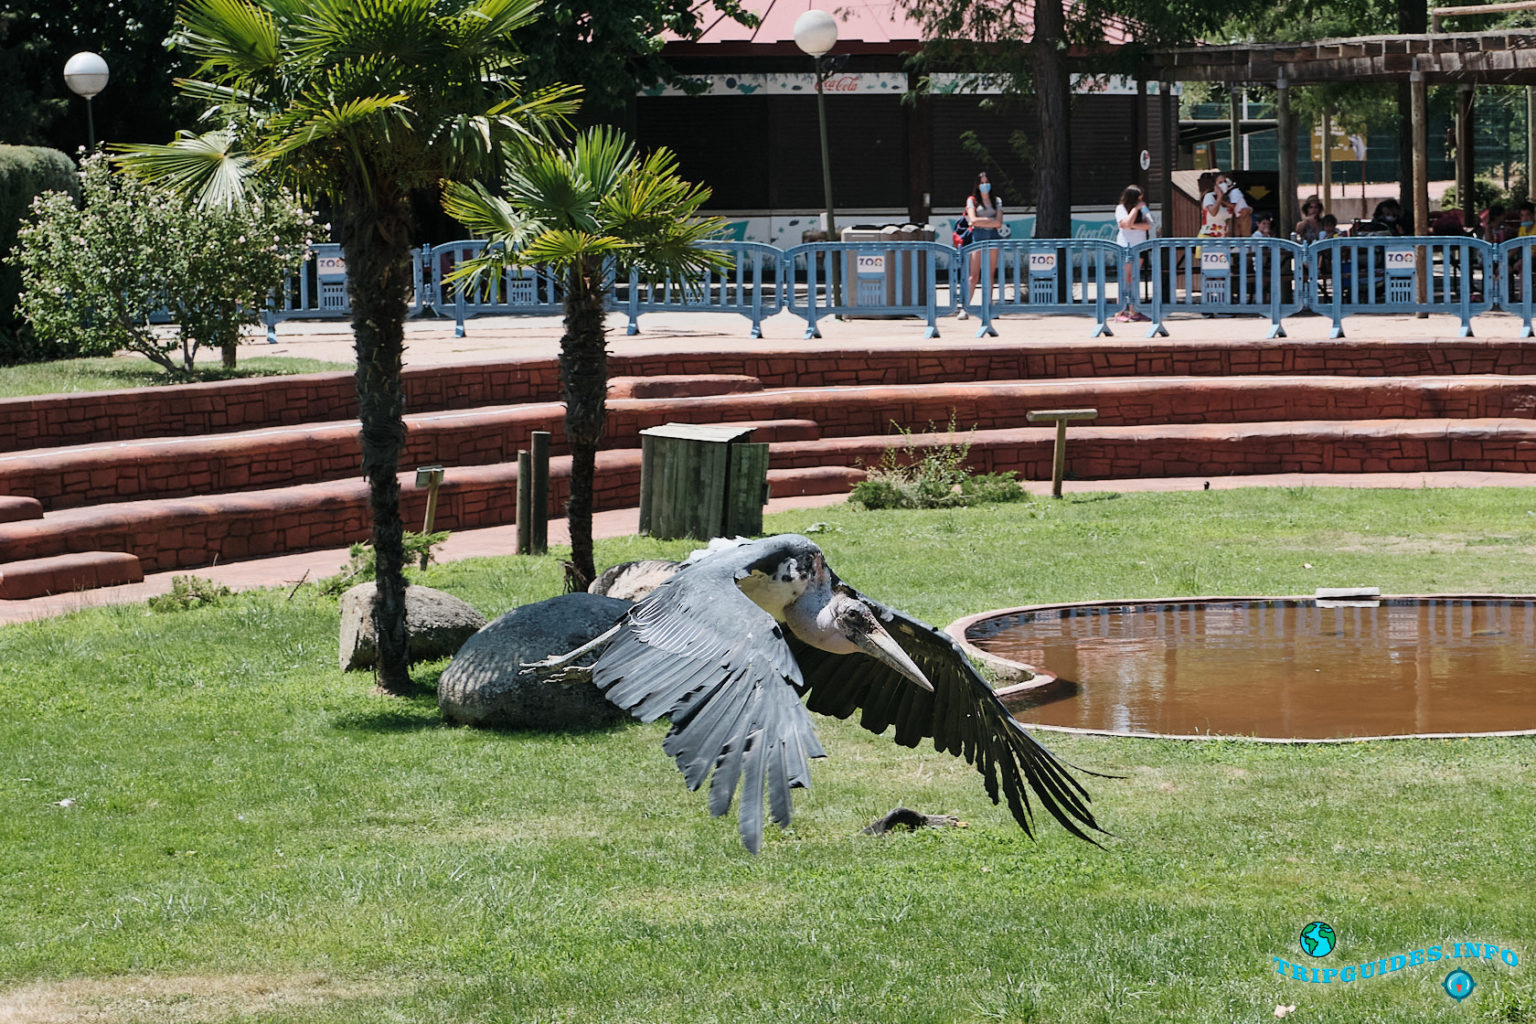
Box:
1306, 236, 1496, 338
781, 240, 958, 339
428, 240, 566, 337
249, 235, 1536, 341
1495, 236, 1536, 338
620, 241, 785, 338
263, 244, 429, 342
965, 239, 1121, 338
1133, 238, 1307, 339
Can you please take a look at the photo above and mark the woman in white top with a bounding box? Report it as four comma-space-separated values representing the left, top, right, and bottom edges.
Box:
1114, 184, 1155, 322
958, 171, 1003, 320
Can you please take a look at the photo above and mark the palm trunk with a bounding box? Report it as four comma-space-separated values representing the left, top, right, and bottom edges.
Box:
1031, 0, 1072, 239
560, 258, 608, 589
338, 184, 415, 695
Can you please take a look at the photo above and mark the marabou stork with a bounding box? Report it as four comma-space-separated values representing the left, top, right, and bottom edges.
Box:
533, 533, 1107, 852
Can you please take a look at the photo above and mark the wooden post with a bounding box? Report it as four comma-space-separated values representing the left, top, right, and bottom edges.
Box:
1321, 108, 1334, 214
1412, 65, 1430, 312
1277, 72, 1298, 238
1456, 85, 1475, 231
1229, 86, 1241, 172
515, 449, 532, 555
1159, 84, 1175, 235
530, 430, 550, 555
1027, 408, 1097, 499
1527, 86, 1536, 203
414, 466, 444, 569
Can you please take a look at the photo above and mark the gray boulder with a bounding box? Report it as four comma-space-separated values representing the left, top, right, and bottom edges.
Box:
438, 592, 631, 729
339, 582, 488, 671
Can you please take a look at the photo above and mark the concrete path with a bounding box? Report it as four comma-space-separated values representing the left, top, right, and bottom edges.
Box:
6, 307, 1535, 624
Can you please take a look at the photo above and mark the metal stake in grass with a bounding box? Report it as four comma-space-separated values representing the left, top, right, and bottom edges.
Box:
1027, 408, 1097, 499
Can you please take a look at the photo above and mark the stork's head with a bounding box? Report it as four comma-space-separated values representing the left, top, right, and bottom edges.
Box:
831, 592, 933, 692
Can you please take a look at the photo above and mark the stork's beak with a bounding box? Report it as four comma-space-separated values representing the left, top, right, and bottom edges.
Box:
850, 621, 933, 691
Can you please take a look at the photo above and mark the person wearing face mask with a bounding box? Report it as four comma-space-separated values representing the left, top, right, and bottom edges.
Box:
1362, 199, 1406, 236
1518, 202, 1536, 236
958, 171, 1004, 320
1214, 170, 1251, 237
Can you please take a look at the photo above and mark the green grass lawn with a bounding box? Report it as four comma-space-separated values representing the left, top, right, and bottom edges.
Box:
0, 354, 351, 399
4, 488, 1535, 1023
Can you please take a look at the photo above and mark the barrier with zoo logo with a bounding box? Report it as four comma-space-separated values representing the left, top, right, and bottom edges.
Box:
263, 243, 431, 341
780, 240, 958, 339
1132, 238, 1306, 339
1305, 236, 1495, 338
963, 238, 1121, 338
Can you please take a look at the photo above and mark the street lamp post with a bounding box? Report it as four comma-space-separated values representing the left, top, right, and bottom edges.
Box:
64, 51, 110, 151
793, 10, 840, 304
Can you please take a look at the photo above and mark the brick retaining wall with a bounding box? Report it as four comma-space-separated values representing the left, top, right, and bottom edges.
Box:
6, 338, 1536, 453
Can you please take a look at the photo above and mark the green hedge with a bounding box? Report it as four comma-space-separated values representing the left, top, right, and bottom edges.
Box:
1, 145, 79, 359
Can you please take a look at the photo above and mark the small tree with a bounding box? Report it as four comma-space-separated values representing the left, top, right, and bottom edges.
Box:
443, 127, 725, 586
12, 152, 312, 373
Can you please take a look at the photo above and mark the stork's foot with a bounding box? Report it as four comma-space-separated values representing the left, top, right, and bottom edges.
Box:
861, 807, 969, 836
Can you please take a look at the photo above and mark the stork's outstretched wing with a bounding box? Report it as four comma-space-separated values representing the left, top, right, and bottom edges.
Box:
588, 541, 826, 853
789, 591, 1107, 844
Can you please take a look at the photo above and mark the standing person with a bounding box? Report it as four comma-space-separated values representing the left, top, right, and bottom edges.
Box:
957, 171, 1004, 320
1114, 184, 1155, 322
1295, 195, 1325, 242
1215, 169, 1251, 237
1201, 172, 1232, 238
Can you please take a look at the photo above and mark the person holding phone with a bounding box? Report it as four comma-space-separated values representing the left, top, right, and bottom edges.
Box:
1114, 184, 1155, 322
958, 171, 1004, 320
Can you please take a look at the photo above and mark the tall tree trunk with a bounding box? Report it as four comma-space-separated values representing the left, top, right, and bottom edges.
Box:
560, 258, 608, 589
1031, 0, 1072, 239
1397, 0, 1428, 217
338, 183, 416, 695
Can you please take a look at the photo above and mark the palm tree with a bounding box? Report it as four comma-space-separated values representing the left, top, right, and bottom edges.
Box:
442, 127, 725, 587
115, 0, 577, 694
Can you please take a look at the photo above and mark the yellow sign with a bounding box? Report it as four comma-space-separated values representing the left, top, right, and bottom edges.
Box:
1311, 125, 1367, 162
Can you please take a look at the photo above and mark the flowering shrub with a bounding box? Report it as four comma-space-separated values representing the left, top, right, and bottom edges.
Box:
10, 153, 313, 374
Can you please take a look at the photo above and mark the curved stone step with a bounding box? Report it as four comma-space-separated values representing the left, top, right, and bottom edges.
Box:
0, 551, 143, 600
606, 374, 762, 399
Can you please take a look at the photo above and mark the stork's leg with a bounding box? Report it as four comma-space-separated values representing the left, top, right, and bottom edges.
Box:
518, 621, 625, 683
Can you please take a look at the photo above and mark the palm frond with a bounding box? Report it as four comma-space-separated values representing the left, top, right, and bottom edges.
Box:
571, 126, 638, 201
112, 130, 261, 210
453, 0, 544, 52
264, 93, 413, 157
441, 179, 531, 240
516, 229, 634, 266
177, 0, 282, 79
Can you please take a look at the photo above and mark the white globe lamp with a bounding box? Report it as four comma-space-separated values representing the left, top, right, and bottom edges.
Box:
64, 51, 110, 149
792, 10, 838, 58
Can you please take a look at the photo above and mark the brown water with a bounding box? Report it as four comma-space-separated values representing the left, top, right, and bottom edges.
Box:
969, 599, 1536, 739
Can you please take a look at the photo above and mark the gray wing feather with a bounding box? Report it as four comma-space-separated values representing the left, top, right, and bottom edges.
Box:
792, 593, 1107, 844
590, 548, 824, 853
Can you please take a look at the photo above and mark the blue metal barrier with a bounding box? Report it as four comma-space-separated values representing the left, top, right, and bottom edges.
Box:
781, 241, 957, 339
428, 240, 567, 337
1496, 236, 1536, 338
1306, 236, 1495, 338
264, 244, 429, 342
965, 238, 1121, 338
1134, 238, 1306, 339
621, 241, 784, 337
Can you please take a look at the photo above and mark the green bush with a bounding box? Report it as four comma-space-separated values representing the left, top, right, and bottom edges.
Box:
849, 419, 1030, 510
317, 531, 451, 596
0, 145, 78, 361
8, 153, 313, 374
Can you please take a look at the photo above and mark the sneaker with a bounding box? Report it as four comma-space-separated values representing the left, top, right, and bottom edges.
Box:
1131, 311, 1152, 322
1113, 311, 1133, 323
957, 308, 969, 320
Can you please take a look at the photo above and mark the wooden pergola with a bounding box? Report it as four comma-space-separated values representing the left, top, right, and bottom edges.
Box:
1139, 30, 1536, 236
